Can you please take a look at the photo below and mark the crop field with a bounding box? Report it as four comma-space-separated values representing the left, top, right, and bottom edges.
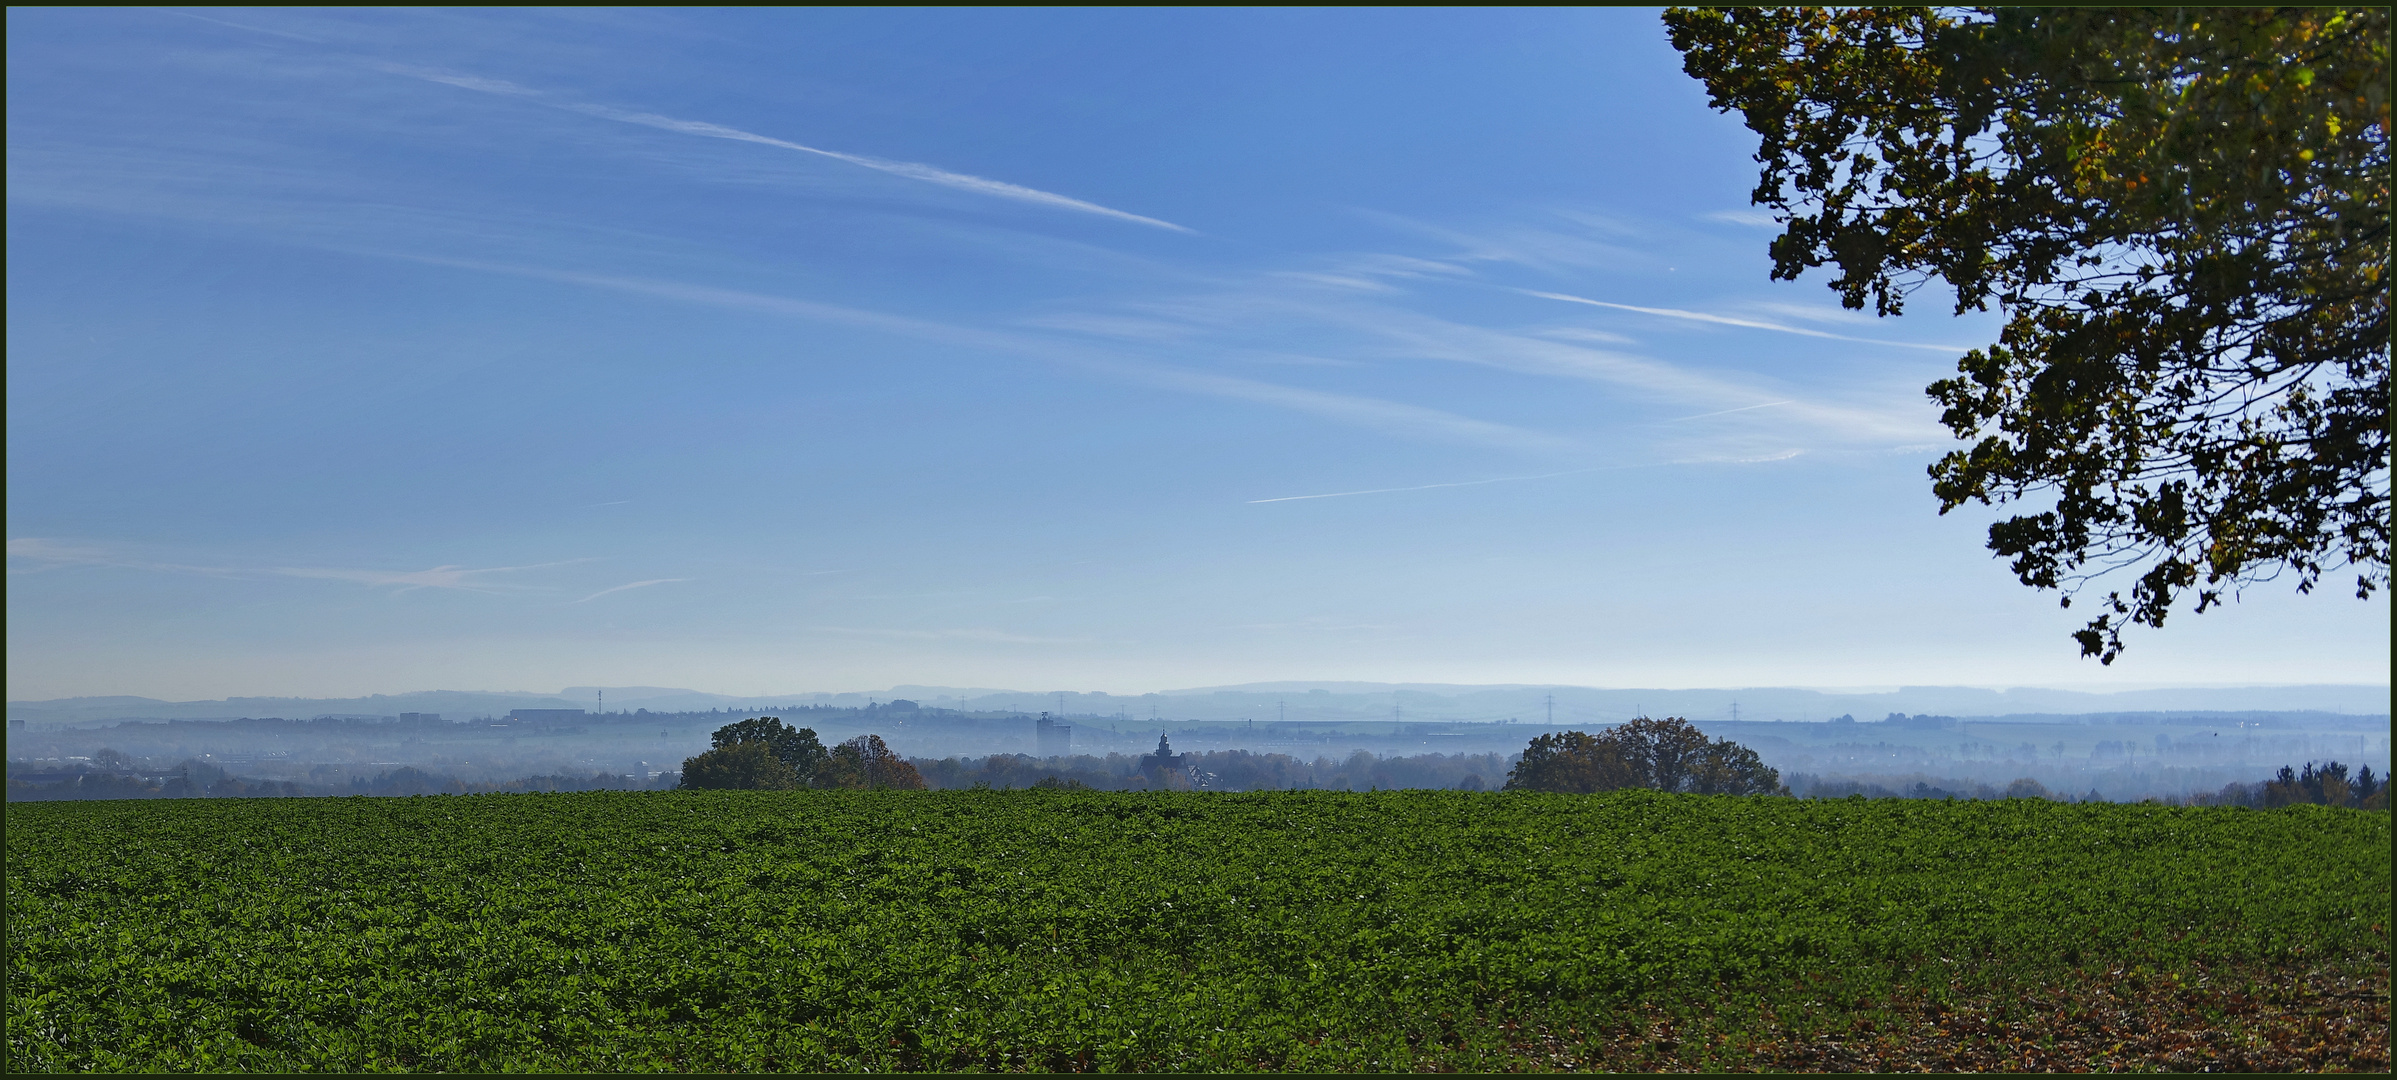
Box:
7, 791, 2388, 1072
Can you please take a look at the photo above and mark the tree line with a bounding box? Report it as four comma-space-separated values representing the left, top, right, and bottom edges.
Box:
913, 746, 1512, 792
12, 715, 2380, 808
2193, 760, 2387, 809
3, 758, 674, 801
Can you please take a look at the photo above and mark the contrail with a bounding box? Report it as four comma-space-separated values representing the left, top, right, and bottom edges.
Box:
390, 66, 1191, 232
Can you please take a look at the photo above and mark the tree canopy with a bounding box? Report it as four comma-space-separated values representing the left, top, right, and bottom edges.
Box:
680, 721, 924, 791
678, 741, 799, 791
1503, 716, 1787, 796
817, 734, 928, 791
2262, 760, 2383, 808
1665, 7, 2390, 661
681, 716, 830, 790
709, 716, 828, 777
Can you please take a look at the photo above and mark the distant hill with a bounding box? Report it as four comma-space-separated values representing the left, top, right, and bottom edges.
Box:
10, 681, 2386, 727
1122, 683, 2394, 724
4, 690, 592, 726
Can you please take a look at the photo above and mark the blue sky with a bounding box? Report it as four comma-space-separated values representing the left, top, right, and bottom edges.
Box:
8, 7, 2386, 701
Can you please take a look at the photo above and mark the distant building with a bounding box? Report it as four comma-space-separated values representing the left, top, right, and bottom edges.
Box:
508, 709, 588, 723
1883, 713, 1958, 731
398, 712, 443, 723
1036, 713, 1071, 758
1140, 733, 1183, 772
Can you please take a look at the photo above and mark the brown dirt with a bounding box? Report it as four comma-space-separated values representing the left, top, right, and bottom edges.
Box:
1486, 963, 2390, 1073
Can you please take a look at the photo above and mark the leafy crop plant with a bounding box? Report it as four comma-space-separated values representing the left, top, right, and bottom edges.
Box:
7, 791, 2387, 1071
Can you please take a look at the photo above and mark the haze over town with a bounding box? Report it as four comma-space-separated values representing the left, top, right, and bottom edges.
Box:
9, 680, 2386, 805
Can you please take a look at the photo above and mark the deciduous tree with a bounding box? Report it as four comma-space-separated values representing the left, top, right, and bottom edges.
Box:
678, 742, 799, 791
1665, 7, 2390, 661
1503, 730, 1632, 794
1504, 716, 1787, 795
818, 734, 927, 791
707, 716, 828, 784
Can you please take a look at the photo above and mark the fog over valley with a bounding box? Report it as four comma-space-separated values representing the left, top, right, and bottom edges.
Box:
11, 682, 2385, 804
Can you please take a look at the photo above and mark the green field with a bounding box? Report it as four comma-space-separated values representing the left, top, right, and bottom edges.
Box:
7, 791, 2388, 1071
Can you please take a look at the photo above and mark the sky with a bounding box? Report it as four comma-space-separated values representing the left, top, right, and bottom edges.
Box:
7, 7, 2388, 702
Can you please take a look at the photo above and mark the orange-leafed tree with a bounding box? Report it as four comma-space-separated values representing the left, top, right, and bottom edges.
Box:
818, 734, 927, 791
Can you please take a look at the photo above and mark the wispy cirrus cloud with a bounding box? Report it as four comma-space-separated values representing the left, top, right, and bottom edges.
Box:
162, 9, 327, 43
1244, 446, 1808, 506
6, 538, 233, 577
1661, 400, 1791, 423
1030, 268, 1947, 455
10, 106, 1897, 466
385, 256, 1577, 456
1747, 300, 1885, 326
1109, 280, 1801, 420
10, 126, 1593, 462
1353, 209, 1651, 274
1101, 362, 1584, 456
1537, 326, 1640, 346
1247, 465, 1629, 504
1336, 253, 1474, 280
276, 562, 578, 593
1266, 270, 1400, 293
1523, 290, 1972, 353
7, 538, 580, 593
1705, 209, 1781, 228
807, 626, 1091, 645
381, 65, 1192, 233
574, 578, 689, 603
1013, 313, 1199, 341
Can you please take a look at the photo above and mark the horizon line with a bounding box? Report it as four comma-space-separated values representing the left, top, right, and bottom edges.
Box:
12, 679, 2390, 709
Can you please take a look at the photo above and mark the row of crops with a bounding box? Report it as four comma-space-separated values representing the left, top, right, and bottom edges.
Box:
7, 790, 2388, 1071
